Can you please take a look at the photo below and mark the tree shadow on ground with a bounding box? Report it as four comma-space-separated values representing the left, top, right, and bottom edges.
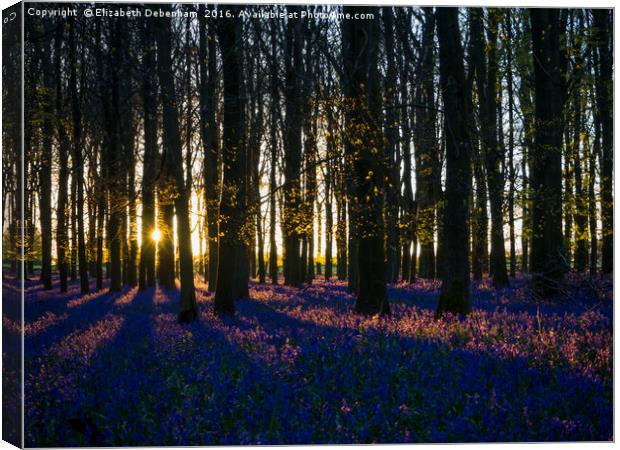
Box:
24, 278, 612, 446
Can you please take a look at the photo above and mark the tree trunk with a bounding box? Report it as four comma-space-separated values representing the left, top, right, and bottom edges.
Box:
466, 8, 489, 281
95, 21, 122, 292
233, 19, 250, 301
530, 9, 567, 297
119, 28, 136, 288
588, 114, 600, 275
572, 16, 587, 272
324, 170, 333, 281
214, 8, 246, 315
415, 8, 437, 280
588, 38, 600, 276
324, 99, 337, 281
516, 19, 534, 273
249, 31, 266, 285
154, 8, 198, 322
39, 32, 54, 290
484, 9, 509, 287
68, 17, 89, 294
505, 10, 517, 278
304, 79, 318, 283
198, 10, 220, 291
303, 47, 318, 285
436, 6, 471, 316
54, 21, 69, 292
253, 145, 266, 285
382, 7, 401, 284
70, 160, 78, 281
95, 146, 105, 291
336, 161, 347, 281
283, 6, 304, 288
37, 30, 54, 289
342, 6, 389, 315
268, 22, 279, 285
563, 126, 573, 267
593, 9, 612, 274
87, 152, 98, 279
396, 9, 415, 283
157, 176, 175, 289
139, 18, 158, 289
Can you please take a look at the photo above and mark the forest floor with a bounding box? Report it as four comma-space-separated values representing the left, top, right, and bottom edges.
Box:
6, 273, 613, 445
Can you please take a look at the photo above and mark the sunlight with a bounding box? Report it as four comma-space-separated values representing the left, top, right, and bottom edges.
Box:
50, 315, 125, 365
151, 229, 162, 242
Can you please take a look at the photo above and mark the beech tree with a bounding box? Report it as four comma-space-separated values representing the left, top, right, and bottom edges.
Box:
154, 5, 197, 322
214, 6, 246, 315
343, 6, 389, 315
139, 18, 158, 290
68, 16, 89, 294
283, 6, 304, 288
593, 9, 612, 274
530, 9, 567, 297
199, 6, 220, 291
436, 6, 472, 316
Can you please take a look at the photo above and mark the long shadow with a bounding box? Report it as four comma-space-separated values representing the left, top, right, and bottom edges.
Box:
233, 299, 612, 443
24, 279, 142, 358
24, 285, 158, 447
389, 276, 612, 319
203, 285, 613, 442
25, 279, 613, 446
27, 287, 286, 446
216, 280, 612, 384
25, 276, 110, 321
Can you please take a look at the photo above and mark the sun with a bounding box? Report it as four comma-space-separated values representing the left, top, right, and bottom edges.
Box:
151, 229, 162, 242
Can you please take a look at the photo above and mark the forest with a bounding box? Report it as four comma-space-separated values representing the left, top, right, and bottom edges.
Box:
2, 3, 614, 445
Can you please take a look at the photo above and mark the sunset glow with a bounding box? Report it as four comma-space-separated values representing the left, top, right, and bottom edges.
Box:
151, 229, 161, 243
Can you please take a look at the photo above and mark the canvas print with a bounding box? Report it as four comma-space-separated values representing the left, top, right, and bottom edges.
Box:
1, 1, 614, 446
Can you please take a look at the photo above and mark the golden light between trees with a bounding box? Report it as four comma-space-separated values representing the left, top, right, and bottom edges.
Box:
151, 229, 162, 242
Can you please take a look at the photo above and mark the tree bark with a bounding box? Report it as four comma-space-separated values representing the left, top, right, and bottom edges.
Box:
54, 20, 69, 292
253, 106, 266, 284
139, 19, 158, 289
467, 8, 489, 281
505, 10, 517, 278
283, 6, 304, 288
415, 8, 437, 280
530, 9, 567, 297
68, 17, 89, 294
589, 109, 600, 275
572, 15, 587, 272
199, 8, 221, 291
324, 94, 337, 281
436, 7, 472, 316
484, 9, 509, 287
268, 22, 279, 285
95, 20, 122, 292
593, 9, 612, 274
302, 28, 318, 285
119, 26, 136, 288
233, 19, 250, 301
382, 7, 401, 284
157, 174, 175, 290
515, 17, 534, 273
343, 6, 389, 315
154, 7, 198, 322
39, 29, 54, 290
214, 8, 246, 315
588, 42, 600, 275
95, 145, 105, 291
